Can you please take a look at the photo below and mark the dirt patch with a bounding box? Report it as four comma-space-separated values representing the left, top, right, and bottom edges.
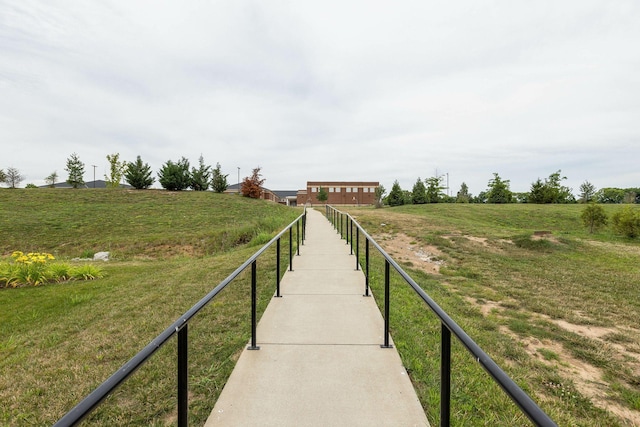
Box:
375, 232, 444, 274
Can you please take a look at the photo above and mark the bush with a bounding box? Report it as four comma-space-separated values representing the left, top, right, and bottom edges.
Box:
611, 207, 640, 238
581, 204, 608, 233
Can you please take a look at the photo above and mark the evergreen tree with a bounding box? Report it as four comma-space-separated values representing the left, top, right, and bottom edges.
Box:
425, 176, 444, 203
456, 182, 471, 203
528, 178, 546, 203
387, 180, 405, 207
5, 167, 24, 188
190, 155, 211, 191
158, 157, 191, 191
241, 167, 265, 198
579, 181, 596, 203
125, 156, 155, 189
65, 152, 85, 189
411, 178, 427, 204
486, 173, 512, 204
210, 163, 229, 193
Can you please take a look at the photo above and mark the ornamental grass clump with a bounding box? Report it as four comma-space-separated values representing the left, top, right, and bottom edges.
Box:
0, 251, 104, 288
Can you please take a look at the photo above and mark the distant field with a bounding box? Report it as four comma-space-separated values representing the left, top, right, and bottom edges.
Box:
346, 203, 640, 426
0, 189, 301, 425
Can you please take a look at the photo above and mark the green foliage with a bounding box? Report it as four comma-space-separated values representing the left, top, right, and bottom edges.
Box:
190, 155, 211, 191
611, 206, 640, 238
241, 167, 265, 198
581, 204, 608, 233
374, 185, 386, 208
45, 171, 58, 188
25, 183, 38, 189
317, 186, 328, 203
579, 181, 596, 203
425, 176, 444, 203
387, 180, 405, 207
528, 170, 574, 203
456, 182, 471, 203
125, 155, 155, 189
411, 178, 427, 204
211, 162, 229, 193
5, 167, 24, 188
0, 168, 6, 185
486, 173, 513, 203
105, 153, 128, 188
65, 152, 85, 189
597, 187, 625, 204
158, 157, 190, 191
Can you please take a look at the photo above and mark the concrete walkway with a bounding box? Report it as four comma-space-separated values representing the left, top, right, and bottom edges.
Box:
204, 208, 430, 426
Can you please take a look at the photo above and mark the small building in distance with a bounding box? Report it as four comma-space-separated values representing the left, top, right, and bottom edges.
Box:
297, 181, 379, 206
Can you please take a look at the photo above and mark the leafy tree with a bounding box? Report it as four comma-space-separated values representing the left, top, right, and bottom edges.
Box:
105, 153, 128, 188
411, 178, 427, 204
528, 171, 573, 203
581, 204, 608, 233
425, 176, 444, 203
528, 178, 546, 203
374, 185, 386, 208
45, 171, 58, 188
579, 181, 596, 203
317, 186, 328, 203
158, 157, 191, 191
596, 188, 625, 204
190, 155, 211, 191
241, 167, 265, 198
456, 182, 471, 203
611, 206, 640, 238
211, 163, 229, 193
65, 153, 85, 189
5, 167, 24, 188
387, 180, 405, 207
486, 173, 512, 204
474, 191, 488, 204
125, 156, 155, 189
0, 169, 6, 186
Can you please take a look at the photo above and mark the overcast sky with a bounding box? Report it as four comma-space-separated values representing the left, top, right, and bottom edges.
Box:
2, 1, 639, 196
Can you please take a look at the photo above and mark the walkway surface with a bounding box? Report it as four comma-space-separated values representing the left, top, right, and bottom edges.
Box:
204, 208, 430, 426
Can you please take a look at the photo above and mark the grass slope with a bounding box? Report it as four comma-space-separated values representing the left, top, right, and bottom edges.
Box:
0, 189, 300, 426
346, 203, 640, 426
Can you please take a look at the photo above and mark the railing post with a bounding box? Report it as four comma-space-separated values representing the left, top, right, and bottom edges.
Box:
248, 260, 260, 350
441, 325, 451, 427
381, 259, 392, 348
364, 238, 370, 297
346, 216, 350, 245
289, 227, 293, 271
296, 220, 300, 256
302, 212, 306, 244
350, 219, 354, 253
177, 324, 188, 427
355, 228, 360, 270
276, 238, 282, 298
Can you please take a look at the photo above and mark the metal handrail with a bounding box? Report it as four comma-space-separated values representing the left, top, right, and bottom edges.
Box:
325, 205, 556, 427
54, 208, 306, 427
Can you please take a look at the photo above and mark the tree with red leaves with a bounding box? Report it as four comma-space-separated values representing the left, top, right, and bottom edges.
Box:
241, 167, 265, 199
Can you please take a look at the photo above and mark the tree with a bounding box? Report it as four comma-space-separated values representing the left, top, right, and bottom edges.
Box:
456, 182, 471, 203
374, 185, 386, 208
611, 206, 640, 238
411, 178, 427, 204
125, 156, 155, 189
486, 173, 512, 204
65, 153, 85, 188
425, 176, 444, 203
0, 169, 6, 186
45, 171, 58, 188
387, 180, 405, 207
158, 157, 191, 191
317, 186, 328, 203
190, 155, 211, 191
105, 153, 128, 188
5, 167, 24, 188
241, 167, 265, 198
581, 204, 608, 233
211, 163, 229, 193
596, 188, 625, 204
579, 181, 596, 203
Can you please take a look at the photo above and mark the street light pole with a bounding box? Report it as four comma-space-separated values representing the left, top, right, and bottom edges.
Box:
237, 167, 240, 195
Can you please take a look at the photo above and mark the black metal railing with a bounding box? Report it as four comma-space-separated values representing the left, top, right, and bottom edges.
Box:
54, 210, 306, 427
325, 205, 556, 427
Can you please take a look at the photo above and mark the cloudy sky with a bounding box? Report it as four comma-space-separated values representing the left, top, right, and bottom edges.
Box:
2, 1, 639, 196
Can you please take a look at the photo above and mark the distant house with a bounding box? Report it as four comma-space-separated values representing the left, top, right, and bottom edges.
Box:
39, 180, 132, 189
297, 181, 379, 206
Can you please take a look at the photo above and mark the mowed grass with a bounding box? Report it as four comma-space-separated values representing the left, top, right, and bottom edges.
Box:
0, 189, 301, 426
345, 203, 640, 426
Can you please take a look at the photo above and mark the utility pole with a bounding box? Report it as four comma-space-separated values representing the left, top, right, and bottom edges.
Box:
237, 167, 240, 195
92, 165, 97, 188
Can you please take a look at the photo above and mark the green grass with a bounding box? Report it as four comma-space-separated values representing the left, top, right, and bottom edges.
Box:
345, 203, 640, 426
0, 189, 301, 426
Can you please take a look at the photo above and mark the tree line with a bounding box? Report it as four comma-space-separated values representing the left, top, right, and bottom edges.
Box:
383, 170, 640, 206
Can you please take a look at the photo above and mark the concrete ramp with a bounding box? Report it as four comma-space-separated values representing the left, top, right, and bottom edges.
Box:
205, 208, 429, 426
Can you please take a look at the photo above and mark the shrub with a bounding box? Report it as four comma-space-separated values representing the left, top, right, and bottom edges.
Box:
581, 204, 608, 233
611, 207, 640, 238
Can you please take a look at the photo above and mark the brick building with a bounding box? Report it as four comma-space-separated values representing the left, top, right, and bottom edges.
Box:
297, 181, 379, 206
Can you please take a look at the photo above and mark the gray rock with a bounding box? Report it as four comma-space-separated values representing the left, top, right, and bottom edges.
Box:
93, 251, 110, 261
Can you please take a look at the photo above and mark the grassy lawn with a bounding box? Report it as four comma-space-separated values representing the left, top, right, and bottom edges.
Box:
0, 189, 301, 426
345, 203, 640, 426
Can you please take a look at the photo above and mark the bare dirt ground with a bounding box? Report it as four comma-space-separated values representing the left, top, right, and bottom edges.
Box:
375, 232, 444, 274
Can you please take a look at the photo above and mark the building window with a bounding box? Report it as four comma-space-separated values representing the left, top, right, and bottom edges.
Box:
311, 187, 317, 193
329, 187, 334, 192
346, 187, 351, 192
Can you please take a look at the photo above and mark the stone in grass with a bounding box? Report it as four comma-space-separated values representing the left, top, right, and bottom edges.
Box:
93, 252, 110, 262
